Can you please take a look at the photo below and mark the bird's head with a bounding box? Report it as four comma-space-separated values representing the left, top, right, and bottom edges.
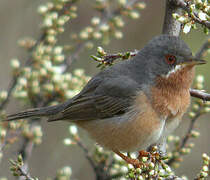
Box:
141, 35, 206, 78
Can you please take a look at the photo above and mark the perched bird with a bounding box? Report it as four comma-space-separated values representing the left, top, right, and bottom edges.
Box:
6, 35, 206, 166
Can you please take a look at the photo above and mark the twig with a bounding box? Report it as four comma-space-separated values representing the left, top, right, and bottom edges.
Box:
75, 137, 97, 170
0, 0, 79, 111
74, 138, 113, 180
14, 2, 79, 177
0, 33, 46, 111
195, 37, 210, 59
190, 89, 210, 101
63, 0, 139, 71
64, 42, 86, 72
180, 112, 201, 150
167, 108, 202, 166
18, 163, 34, 180
10, 157, 34, 180
172, 0, 210, 29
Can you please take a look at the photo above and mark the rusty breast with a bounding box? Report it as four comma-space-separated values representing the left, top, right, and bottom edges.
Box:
151, 65, 195, 119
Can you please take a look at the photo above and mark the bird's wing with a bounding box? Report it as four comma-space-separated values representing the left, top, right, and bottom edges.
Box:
48, 76, 140, 122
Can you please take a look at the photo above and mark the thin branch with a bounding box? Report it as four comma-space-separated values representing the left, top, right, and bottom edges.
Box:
195, 38, 210, 59
190, 89, 210, 101
63, 0, 139, 71
167, 108, 203, 166
0, 33, 46, 111
75, 137, 97, 171
172, 0, 210, 29
92, 50, 138, 66
18, 167, 34, 180
64, 42, 86, 73
0, 0, 78, 111
10, 158, 35, 180
18, 163, 34, 180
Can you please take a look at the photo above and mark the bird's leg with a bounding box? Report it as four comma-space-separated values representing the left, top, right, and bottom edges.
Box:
113, 150, 142, 168
137, 150, 150, 161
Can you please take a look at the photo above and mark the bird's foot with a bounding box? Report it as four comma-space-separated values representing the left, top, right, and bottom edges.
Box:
138, 148, 163, 164
138, 150, 150, 160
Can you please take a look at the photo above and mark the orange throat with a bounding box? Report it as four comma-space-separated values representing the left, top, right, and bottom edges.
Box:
151, 65, 195, 118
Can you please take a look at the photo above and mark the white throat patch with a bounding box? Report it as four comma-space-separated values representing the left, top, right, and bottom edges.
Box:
163, 64, 186, 78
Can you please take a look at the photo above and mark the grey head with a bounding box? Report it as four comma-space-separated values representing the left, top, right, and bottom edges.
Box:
136, 34, 206, 78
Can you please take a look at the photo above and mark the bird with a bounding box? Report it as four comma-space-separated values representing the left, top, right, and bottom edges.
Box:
6, 34, 206, 167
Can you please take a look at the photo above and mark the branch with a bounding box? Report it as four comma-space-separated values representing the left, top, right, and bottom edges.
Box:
0, 0, 78, 111
17, 165, 34, 180
63, 0, 140, 71
162, 0, 182, 36
10, 156, 35, 180
167, 108, 203, 166
195, 38, 210, 59
173, 0, 210, 29
74, 137, 97, 171
190, 89, 210, 101
0, 33, 46, 111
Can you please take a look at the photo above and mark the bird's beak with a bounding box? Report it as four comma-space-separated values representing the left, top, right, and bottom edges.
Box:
180, 57, 207, 66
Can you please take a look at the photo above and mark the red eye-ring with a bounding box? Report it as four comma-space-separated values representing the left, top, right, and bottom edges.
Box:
165, 54, 176, 65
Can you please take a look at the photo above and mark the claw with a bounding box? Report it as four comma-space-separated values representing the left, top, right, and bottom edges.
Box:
138, 150, 150, 160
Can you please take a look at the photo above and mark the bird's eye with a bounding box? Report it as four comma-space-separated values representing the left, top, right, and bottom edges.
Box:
165, 54, 176, 65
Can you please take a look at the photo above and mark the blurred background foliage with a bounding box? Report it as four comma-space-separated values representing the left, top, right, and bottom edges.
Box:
0, 0, 209, 179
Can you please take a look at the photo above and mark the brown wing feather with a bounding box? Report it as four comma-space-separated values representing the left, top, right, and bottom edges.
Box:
47, 75, 139, 122
47, 95, 130, 121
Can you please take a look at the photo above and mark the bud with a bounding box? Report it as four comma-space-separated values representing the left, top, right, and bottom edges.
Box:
69, 125, 78, 135
114, 31, 123, 39
91, 17, 100, 25
0, 91, 8, 100
93, 31, 102, 39
11, 59, 20, 69
63, 166, 72, 176
191, 130, 200, 137
100, 24, 110, 32
64, 138, 72, 146
120, 166, 128, 173
149, 170, 155, 175
97, 46, 106, 56
200, 171, 208, 178
203, 107, 210, 113
79, 31, 89, 40
202, 165, 208, 172
202, 153, 210, 161
188, 111, 196, 118
183, 23, 192, 34
118, 0, 127, 6
38, 5, 48, 14
149, 162, 155, 169
136, 2, 146, 9
129, 11, 140, 19
17, 154, 23, 164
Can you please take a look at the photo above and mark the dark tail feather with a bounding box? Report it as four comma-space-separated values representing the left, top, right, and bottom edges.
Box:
6, 104, 65, 121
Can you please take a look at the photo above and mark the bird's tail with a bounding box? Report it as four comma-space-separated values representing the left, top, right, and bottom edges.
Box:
6, 104, 64, 121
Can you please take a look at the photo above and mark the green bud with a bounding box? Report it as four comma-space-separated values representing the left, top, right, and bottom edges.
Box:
97, 46, 106, 56
204, 27, 209, 35
191, 130, 200, 137
17, 154, 23, 163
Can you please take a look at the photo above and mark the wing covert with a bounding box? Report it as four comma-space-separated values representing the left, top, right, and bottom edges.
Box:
48, 76, 140, 121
